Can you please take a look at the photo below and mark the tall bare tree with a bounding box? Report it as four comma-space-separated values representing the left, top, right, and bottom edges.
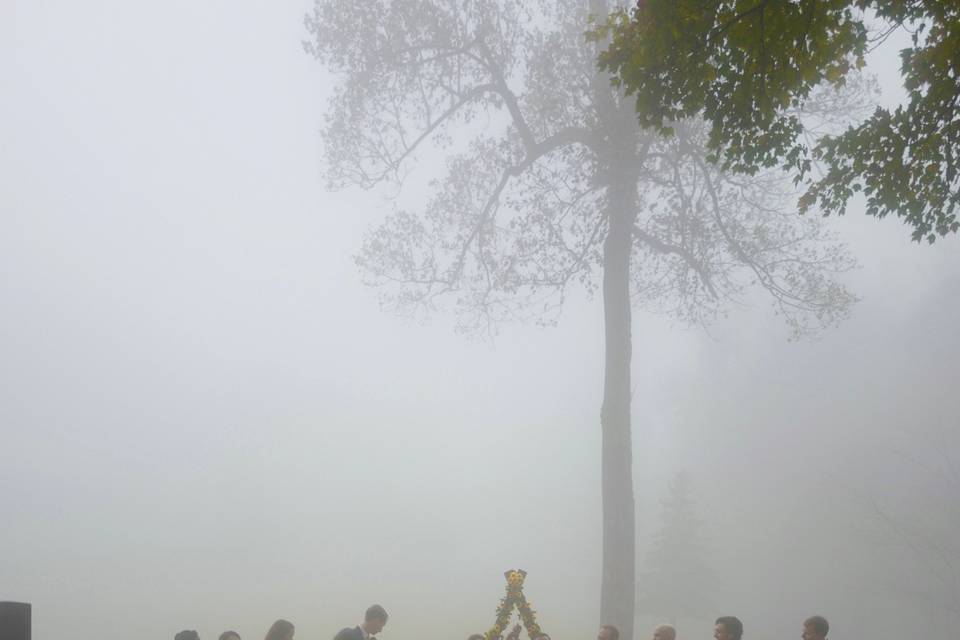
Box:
305, 2, 856, 637
637, 473, 715, 626
868, 428, 960, 624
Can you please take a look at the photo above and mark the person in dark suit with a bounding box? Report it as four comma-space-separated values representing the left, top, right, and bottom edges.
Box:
334, 605, 389, 640
597, 625, 619, 640
801, 616, 829, 640
713, 617, 742, 640
265, 619, 295, 640
652, 624, 675, 640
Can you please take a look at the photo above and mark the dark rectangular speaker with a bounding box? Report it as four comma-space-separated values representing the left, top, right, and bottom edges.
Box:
0, 602, 31, 640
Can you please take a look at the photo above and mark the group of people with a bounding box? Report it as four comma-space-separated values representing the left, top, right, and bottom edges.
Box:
175, 606, 831, 640
173, 604, 388, 640
476, 615, 830, 640
629, 614, 830, 640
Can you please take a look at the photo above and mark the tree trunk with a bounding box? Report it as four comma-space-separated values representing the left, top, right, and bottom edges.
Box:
600, 177, 636, 640
591, 4, 640, 638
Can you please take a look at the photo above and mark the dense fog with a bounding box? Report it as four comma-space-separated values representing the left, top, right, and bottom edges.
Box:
3, 2, 959, 640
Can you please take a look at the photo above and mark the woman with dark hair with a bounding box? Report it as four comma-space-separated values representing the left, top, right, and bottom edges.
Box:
265, 619, 295, 640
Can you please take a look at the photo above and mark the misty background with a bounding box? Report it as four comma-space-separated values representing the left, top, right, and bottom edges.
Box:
2, 2, 959, 639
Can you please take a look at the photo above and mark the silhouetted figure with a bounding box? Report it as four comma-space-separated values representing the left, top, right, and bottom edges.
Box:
652, 624, 675, 640
801, 616, 829, 640
0, 602, 31, 640
176, 631, 200, 640
713, 617, 742, 640
597, 625, 619, 640
334, 605, 388, 640
220, 632, 242, 640
265, 619, 295, 640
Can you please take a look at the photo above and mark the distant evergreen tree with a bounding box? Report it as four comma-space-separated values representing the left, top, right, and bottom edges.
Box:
637, 473, 716, 624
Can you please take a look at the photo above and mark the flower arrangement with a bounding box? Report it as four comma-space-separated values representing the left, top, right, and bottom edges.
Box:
483, 570, 545, 640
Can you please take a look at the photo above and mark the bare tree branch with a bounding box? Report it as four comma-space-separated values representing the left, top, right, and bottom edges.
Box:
632, 225, 719, 299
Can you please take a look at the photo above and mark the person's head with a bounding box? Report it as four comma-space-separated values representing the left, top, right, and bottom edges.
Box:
714, 617, 742, 640
468, 635, 485, 640
652, 624, 676, 640
176, 632, 200, 640
598, 625, 619, 640
363, 605, 389, 635
265, 619, 295, 640
801, 616, 828, 640
219, 632, 241, 640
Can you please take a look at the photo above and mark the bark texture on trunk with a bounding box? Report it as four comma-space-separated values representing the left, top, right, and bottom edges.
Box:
599, 176, 636, 640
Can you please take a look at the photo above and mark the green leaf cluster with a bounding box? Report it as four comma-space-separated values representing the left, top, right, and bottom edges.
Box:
598, 1, 960, 242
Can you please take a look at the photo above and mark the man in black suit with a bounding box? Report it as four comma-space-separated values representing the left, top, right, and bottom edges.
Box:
801, 616, 829, 640
335, 604, 389, 640
713, 617, 742, 640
